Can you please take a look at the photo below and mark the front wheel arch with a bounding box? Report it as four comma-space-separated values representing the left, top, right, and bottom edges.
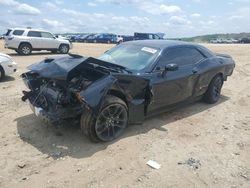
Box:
107, 90, 128, 106
18, 42, 32, 50
18, 42, 32, 55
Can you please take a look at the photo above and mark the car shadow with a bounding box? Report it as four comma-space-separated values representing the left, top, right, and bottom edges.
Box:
0, 76, 15, 82
15, 96, 229, 159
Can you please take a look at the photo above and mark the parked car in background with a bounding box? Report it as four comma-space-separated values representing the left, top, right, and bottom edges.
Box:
134, 32, 163, 40
240, 38, 250, 44
21, 40, 235, 142
122, 35, 134, 42
84, 33, 122, 44
116, 35, 123, 44
55, 35, 71, 41
84, 34, 98, 43
0, 53, 17, 80
4, 28, 72, 55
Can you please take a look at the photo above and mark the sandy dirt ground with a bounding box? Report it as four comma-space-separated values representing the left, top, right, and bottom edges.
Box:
0, 41, 249, 188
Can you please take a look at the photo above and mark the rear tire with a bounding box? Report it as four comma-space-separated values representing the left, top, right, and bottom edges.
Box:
80, 95, 128, 142
0, 66, 5, 81
203, 75, 224, 104
18, 43, 32, 55
59, 44, 69, 54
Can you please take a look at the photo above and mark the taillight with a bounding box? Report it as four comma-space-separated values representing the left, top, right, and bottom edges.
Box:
8, 37, 14, 40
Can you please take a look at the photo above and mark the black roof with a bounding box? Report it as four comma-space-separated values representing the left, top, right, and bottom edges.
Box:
124, 40, 199, 50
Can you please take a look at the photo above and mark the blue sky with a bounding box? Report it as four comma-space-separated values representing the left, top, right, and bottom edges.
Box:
0, 0, 249, 37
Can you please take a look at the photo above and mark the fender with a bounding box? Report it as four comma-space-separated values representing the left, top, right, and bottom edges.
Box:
79, 75, 117, 115
79, 74, 149, 124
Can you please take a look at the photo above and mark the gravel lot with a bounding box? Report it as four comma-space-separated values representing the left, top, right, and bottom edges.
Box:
0, 41, 249, 188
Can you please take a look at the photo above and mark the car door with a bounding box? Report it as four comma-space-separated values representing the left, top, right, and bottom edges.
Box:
148, 47, 205, 112
27, 31, 43, 49
40, 32, 58, 49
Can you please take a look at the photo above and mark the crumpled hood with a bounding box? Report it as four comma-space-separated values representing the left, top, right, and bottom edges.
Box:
27, 55, 87, 80
27, 55, 126, 80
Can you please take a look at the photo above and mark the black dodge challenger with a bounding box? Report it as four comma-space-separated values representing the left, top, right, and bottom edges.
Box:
21, 40, 235, 142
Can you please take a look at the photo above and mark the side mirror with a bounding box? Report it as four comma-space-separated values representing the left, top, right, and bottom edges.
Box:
161, 63, 178, 77
165, 63, 178, 72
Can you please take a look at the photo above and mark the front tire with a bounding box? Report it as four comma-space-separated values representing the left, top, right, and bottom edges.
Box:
59, 44, 69, 54
18, 43, 32, 55
80, 95, 128, 142
203, 75, 224, 104
0, 66, 5, 81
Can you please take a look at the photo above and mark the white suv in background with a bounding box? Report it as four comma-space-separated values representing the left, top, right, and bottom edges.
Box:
4, 28, 72, 55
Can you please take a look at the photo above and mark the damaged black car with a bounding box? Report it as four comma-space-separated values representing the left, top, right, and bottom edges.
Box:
21, 40, 235, 142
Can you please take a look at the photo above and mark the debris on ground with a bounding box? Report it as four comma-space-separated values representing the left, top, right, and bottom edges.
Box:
178, 158, 201, 170
147, 160, 161, 169
21, 177, 28, 181
239, 172, 249, 181
17, 163, 26, 169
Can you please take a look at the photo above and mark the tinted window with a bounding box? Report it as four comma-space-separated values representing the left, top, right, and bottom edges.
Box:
158, 47, 205, 68
5, 29, 12, 36
135, 33, 147, 39
27, 31, 41, 37
13, 30, 24, 36
41, 32, 54, 38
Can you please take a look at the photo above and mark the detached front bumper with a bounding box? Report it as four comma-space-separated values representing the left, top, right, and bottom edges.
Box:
29, 103, 56, 125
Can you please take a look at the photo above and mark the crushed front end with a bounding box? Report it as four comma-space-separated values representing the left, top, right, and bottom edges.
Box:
21, 71, 90, 125
20, 55, 114, 125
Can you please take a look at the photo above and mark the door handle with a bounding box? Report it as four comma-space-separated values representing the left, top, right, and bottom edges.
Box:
192, 68, 198, 74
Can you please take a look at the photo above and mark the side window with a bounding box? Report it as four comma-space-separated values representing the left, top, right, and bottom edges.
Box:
27, 31, 41, 37
41, 32, 54, 38
157, 47, 205, 68
98, 34, 104, 39
13, 30, 24, 36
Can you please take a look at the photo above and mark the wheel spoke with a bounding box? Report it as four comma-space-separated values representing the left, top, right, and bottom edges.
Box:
114, 107, 123, 117
111, 125, 115, 137
96, 125, 107, 134
101, 110, 110, 119
114, 123, 124, 128
107, 127, 110, 138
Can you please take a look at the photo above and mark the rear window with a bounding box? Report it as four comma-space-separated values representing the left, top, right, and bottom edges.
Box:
13, 30, 24, 36
27, 31, 41, 37
5, 29, 12, 36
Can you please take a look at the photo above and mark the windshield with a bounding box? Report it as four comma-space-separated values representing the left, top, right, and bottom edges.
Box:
98, 44, 159, 71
